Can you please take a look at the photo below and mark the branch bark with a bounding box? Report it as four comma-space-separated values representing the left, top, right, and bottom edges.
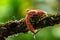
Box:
0, 14, 60, 40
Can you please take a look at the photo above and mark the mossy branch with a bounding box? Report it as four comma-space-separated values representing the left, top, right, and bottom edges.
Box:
0, 14, 60, 40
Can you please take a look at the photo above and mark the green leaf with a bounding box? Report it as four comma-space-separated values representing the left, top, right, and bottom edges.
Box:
6, 31, 34, 40
36, 24, 60, 40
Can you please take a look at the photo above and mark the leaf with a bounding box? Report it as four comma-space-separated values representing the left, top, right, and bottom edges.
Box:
36, 24, 60, 40
6, 31, 34, 40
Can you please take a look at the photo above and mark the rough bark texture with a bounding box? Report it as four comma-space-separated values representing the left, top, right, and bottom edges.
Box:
0, 14, 60, 40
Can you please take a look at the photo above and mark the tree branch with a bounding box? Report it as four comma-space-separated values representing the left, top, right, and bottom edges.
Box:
0, 14, 60, 40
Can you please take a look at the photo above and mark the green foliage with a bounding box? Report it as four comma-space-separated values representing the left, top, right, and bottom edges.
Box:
6, 31, 34, 40
36, 24, 60, 40
0, 0, 32, 22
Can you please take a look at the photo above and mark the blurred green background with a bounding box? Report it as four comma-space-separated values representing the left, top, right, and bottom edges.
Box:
0, 0, 60, 40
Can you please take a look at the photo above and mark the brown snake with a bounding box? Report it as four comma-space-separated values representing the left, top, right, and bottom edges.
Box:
25, 9, 47, 34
